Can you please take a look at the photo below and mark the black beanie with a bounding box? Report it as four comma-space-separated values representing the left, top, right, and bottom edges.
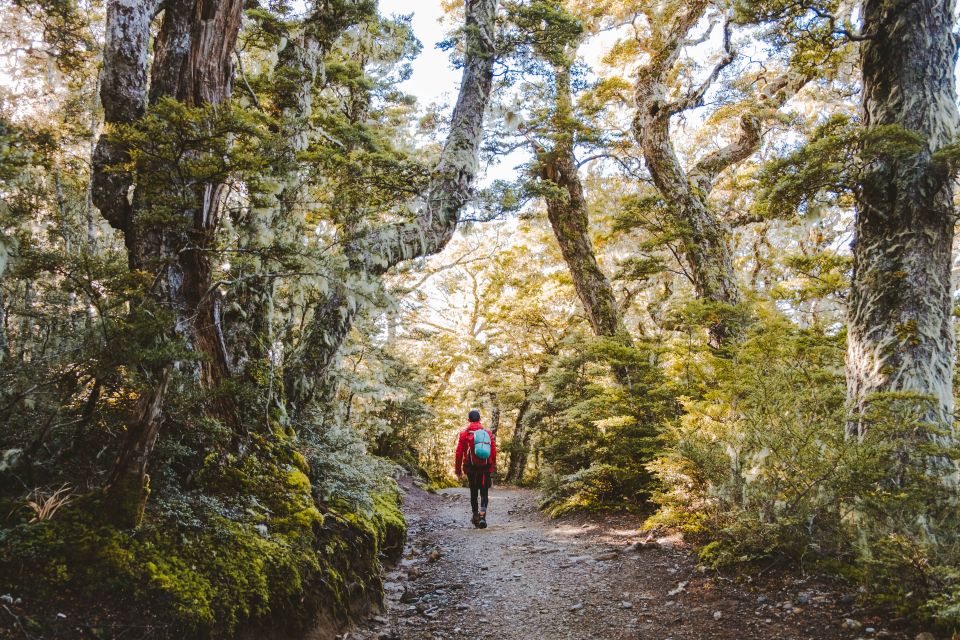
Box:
468, 409, 481, 422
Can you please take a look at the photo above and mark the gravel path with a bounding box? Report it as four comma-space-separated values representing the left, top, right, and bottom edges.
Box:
343, 479, 918, 640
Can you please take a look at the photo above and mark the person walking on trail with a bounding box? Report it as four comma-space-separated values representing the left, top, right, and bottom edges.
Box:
455, 409, 496, 529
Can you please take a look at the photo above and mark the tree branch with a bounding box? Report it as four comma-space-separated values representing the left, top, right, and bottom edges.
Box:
689, 70, 809, 194
667, 15, 734, 116
346, 0, 498, 276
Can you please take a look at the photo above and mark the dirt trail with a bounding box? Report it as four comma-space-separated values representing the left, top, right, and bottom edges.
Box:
344, 479, 914, 640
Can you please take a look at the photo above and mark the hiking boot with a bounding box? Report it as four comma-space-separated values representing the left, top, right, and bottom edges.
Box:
471, 512, 480, 527
478, 512, 487, 529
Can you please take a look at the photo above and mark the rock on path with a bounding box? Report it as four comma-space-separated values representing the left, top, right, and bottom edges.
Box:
343, 479, 914, 640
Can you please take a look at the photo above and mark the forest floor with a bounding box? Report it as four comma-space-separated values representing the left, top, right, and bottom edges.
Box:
342, 478, 927, 640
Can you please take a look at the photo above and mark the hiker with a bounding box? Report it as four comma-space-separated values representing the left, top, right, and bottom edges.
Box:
455, 409, 496, 529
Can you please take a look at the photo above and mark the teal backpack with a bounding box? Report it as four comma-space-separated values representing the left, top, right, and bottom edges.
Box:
469, 428, 492, 465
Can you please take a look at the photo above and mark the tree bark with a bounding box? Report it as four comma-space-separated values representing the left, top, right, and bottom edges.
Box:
93, 0, 245, 525
505, 356, 554, 484
344, 0, 496, 277
506, 394, 533, 484
632, 5, 806, 347
0, 287, 7, 364
487, 392, 501, 437
539, 63, 629, 344
846, 0, 959, 436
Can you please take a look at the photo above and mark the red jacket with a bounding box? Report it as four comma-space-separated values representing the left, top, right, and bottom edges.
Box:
455, 421, 496, 475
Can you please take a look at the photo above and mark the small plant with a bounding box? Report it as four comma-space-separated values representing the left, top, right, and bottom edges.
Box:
25, 484, 75, 523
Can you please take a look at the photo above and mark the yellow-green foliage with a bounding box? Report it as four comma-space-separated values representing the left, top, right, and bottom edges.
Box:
536, 334, 677, 516
649, 314, 848, 549
649, 311, 960, 628
0, 445, 407, 638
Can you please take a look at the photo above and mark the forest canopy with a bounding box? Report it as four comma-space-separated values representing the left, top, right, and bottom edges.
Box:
2, 0, 960, 637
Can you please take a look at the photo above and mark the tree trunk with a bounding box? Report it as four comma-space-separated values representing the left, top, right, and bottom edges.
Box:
0, 287, 7, 364
487, 392, 501, 437
846, 0, 959, 436
103, 368, 170, 526
632, 6, 805, 347
540, 63, 629, 344
225, 14, 334, 422
506, 394, 533, 484
505, 356, 554, 484
93, 0, 245, 526
285, 0, 497, 419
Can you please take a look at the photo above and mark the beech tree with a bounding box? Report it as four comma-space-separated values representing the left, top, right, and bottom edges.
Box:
631, 0, 806, 346
515, 2, 631, 344
845, 0, 960, 434
90, 0, 496, 524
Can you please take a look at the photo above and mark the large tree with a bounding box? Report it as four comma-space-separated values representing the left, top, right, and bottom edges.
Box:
90, 0, 497, 525
499, 1, 631, 349
846, 0, 960, 433
632, 0, 805, 347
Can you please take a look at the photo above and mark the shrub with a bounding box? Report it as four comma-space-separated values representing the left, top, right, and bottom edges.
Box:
648, 310, 960, 628
535, 333, 677, 514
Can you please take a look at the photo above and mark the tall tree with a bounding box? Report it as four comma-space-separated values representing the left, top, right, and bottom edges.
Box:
846, 0, 960, 433
284, 0, 497, 417
539, 58, 630, 343
92, 0, 247, 522
90, 0, 497, 525
632, 1, 805, 346
502, 1, 631, 346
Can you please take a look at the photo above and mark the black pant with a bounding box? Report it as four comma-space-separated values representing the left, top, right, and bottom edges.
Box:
467, 468, 490, 513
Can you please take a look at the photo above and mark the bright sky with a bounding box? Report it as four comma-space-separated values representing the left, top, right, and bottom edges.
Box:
377, 0, 461, 107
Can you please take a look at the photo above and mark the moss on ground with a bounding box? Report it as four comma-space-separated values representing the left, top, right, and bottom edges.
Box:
0, 445, 406, 639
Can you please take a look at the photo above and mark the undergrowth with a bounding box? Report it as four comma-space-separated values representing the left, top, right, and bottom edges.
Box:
648, 310, 960, 629
0, 433, 405, 639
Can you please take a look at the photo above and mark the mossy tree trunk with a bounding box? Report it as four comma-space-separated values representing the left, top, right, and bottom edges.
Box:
93, 0, 246, 526
225, 9, 368, 427
284, 0, 497, 420
846, 0, 960, 437
90, 0, 497, 524
0, 287, 7, 364
539, 62, 630, 346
